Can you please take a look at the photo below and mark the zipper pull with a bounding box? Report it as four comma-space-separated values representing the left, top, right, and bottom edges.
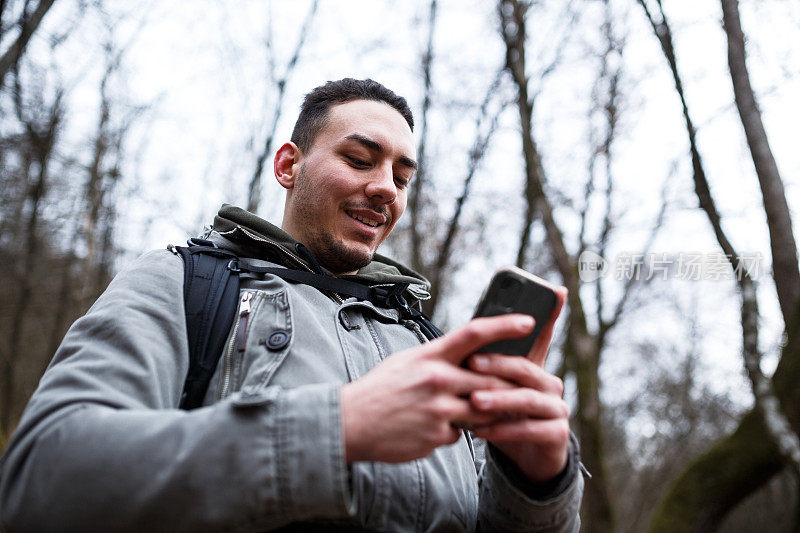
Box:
236, 292, 254, 352
240, 291, 253, 316
239, 292, 253, 316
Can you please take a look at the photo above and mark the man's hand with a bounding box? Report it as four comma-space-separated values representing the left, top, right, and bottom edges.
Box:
340, 314, 536, 464
467, 287, 570, 483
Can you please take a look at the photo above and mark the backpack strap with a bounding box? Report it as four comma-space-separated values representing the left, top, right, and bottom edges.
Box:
234, 258, 443, 340
173, 239, 241, 410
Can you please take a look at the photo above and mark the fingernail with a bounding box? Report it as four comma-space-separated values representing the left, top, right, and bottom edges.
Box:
474, 391, 492, 408
472, 355, 489, 370
517, 315, 535, 329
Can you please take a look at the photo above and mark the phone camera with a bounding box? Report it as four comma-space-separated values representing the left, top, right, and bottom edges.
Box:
498, 277, 520, 308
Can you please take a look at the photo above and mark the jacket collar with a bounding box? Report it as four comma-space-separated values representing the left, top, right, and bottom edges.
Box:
211, 204, 431, 299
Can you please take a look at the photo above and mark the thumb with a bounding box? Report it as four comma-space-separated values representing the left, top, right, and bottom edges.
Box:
528, 286, 567, 367
431, 314, 536, 366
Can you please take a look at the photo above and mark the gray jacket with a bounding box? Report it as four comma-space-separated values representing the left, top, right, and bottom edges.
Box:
0, 205, 583, 532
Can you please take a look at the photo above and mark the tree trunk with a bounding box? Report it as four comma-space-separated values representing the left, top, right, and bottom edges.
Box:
568, 322, 613, 533
649, 298, 800, 531
47, 253, 75, 372
648, 409, 784, 533
3, 115, 58, 431
408, 0, 437, 277
639, 1, 800, 527
720, 0, 800, 326
499, 1, 614, 530
0, 0, 57, 84
80, 88, 110, 305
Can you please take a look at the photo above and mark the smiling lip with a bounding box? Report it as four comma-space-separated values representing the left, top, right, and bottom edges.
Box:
344, 209, 387, 228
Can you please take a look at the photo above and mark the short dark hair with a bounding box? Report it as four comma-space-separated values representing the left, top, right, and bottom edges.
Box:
290, 78, 414, 153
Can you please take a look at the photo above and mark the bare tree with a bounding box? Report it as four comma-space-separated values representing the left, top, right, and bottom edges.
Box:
78, 31, 147, 305
246, 0, 318, 214
498, 0, 687, 529
498, 1, 619, 530
0, 2, 151, 444
1, 71, 64, 434
0, 0, 57, 85
391, 1, 510, 319
650, 307, 800, 531
606, 327, 742, 531
636, 1, 800, 529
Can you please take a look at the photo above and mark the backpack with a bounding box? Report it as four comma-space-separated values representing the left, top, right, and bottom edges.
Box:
171, 238, 443, 410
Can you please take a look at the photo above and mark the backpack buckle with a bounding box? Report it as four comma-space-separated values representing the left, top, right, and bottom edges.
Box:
372, 283, 412, 315
188, 237, 217, 248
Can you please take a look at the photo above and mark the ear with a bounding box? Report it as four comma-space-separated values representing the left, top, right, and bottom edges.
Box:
274, 142, 302, 189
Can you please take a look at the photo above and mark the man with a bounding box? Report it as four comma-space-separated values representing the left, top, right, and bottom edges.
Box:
0, 78, 583, 531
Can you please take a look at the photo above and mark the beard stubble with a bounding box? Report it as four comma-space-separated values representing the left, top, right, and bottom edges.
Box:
291, 164, 378, 274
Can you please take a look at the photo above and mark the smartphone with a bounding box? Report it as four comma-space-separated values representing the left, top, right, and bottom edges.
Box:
472, 266, 559, 356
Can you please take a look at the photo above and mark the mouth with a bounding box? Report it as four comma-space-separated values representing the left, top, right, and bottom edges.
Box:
345, 209, 385, 228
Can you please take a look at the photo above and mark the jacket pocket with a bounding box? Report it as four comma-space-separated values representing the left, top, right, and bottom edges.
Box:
235, 288, 293, 395
217, 288, 292, 400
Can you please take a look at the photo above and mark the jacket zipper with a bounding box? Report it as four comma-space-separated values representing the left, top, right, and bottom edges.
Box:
220, 291, 254, 400
230, 226, 344, 304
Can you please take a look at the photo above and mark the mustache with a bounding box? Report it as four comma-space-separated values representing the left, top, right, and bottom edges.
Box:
344, 202, 391, 221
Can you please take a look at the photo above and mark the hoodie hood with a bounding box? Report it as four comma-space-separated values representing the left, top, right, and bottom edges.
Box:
212, 204, 431, 299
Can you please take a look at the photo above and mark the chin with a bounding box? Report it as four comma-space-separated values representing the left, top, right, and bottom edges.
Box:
313, 235, 375, 274
339, 244, 374, 271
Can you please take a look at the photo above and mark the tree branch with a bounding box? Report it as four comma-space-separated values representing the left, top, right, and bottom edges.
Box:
247, 0, 318, 213
0, 0, 56, 85
426, 71, 506, 316
408, 0, 438, 276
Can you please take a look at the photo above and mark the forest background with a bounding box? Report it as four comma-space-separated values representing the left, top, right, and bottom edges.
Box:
1, 0, 799, 531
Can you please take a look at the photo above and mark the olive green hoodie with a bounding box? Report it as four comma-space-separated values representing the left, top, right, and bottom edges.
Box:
212, 203, 432, 302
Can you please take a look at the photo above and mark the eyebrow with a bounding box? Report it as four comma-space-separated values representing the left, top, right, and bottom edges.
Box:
345, 133, 418, 171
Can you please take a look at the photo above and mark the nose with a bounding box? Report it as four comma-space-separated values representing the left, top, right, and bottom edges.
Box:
364, 163, 397, 204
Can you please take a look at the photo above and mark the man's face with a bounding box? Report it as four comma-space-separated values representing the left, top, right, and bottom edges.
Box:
281, 99, 416, 274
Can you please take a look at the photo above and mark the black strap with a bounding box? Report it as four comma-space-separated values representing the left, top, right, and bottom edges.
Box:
234, 258, 443, 339
175, 239, 241, 410
295, 242, 325, 274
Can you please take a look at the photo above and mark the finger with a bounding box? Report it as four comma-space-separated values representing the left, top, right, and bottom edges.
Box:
528, 286, 567, 367
472, 417, 570, 444
433, 397, 506, 428
470, 388, 569, 419
445, 365, 516, 395
467, 354, 563, 395
430, 315, 535, 365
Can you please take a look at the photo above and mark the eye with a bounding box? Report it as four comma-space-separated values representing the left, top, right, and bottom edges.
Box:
394, 176, 409, 189
345, 155, 370, 168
